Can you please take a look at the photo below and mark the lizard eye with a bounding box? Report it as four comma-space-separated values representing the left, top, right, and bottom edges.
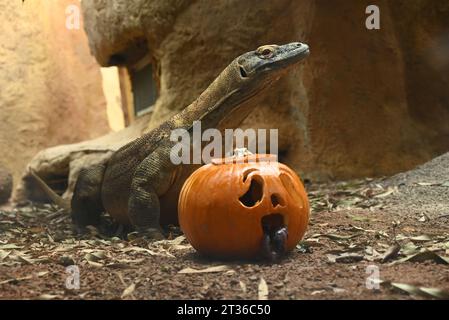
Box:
257, 46, 275, 59
262, 49, 272, 56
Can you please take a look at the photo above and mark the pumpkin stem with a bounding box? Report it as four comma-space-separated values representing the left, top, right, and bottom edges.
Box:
231, 148, 253, 158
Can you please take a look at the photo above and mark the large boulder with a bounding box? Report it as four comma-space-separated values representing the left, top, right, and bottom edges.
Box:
21, 0, 449, 201
17, 114, 150, 202
0, 164, 13, 204
0, 0, 110, 194
80, 0, 449, 180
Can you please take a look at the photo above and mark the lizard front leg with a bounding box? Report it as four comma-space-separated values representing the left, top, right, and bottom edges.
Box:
71, 164, 106, 231
128, 148, 175, 240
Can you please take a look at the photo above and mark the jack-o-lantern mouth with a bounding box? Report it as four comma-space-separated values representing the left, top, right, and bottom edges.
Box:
261, 213, 288, 260
261, 213, 285, 234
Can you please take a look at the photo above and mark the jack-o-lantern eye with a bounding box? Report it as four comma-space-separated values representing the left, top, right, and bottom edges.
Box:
239, 175, 264, 207
242, 168, 258, 183
270, 193, 285, 207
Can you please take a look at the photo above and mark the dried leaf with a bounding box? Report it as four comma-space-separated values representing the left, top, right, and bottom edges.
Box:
385, 281, 449, 299
418, 215, 428, 222
121, 283, 136, 299
170, 235, 186, 245
364, 246, 382, 261
419, 287, 449, 299
416, 182, 434, 186
178, 265, 230, 274
312, 233, 358, 240
0, 249, 11, 261
327, 252, 364, 263
410, 235, 432, 242
54, 245, 76, 253
84, 253, 99, 262
400, 242, 420, 256
153, 236, 186, 248
333, 287, 346, 294
329, 234, 359, 240
16, 255, 36, 265
105, 263, 133, 269
0, 275, 33, 285
381, 244, 401, 263
311, 290, 325, 295
38, 294, 61, 300
239, 281, 247, 293
29, 226, 45, 234
86, 260, 104, 268
374, 188, 395, 198
170, 244, 192, 251
258, 278, 269, 300
390, 282, 422, 296
301, 238, 323, 247
116, 258, 145, 264
84, 251, 107, 262
0, 244, 22, 250
393, 250, 449, 265
296, 242, 313, 253
347, 214, 372, 222
121, 246, 159, 256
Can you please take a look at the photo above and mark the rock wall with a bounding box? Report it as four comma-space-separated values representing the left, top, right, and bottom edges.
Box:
0, 164, 12, 204
80, 0, 449, 180
0, 0, 109, 192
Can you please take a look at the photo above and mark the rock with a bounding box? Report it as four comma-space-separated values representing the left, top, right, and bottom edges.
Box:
16, 114, 151, 202
0, 164, 13, 204
80, 0, 449, 180
0, 0, 110, 188
382, 152, 449, 217
20, 0, 449, 201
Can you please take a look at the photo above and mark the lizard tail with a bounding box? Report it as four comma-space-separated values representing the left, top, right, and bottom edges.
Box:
29, 169, 71, 211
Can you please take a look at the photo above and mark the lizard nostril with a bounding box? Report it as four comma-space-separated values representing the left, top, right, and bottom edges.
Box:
239, 66, 248, 78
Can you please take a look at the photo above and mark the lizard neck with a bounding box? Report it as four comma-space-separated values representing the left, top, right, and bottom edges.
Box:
172, 60, 263, 131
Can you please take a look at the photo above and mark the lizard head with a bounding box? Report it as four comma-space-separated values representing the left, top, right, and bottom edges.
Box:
193, 42, 310, 131
236, 42, 310, 86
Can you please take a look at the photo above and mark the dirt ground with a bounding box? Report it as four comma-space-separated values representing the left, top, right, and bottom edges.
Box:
0, 154, 448, 300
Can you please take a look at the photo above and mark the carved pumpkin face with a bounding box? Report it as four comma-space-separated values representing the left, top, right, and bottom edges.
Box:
178, 154, 310, 259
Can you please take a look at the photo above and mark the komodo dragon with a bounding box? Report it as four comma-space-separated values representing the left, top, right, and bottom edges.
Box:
31, 42, 310, 255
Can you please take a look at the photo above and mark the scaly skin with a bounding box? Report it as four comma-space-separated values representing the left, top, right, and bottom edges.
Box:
32, 42, 310, 243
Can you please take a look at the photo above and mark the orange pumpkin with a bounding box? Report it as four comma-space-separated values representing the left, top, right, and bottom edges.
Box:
178, 154, 310, 259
